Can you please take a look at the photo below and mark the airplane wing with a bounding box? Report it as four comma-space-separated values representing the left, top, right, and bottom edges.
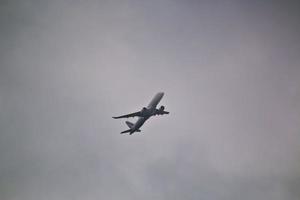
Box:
154, 109, 170, 116
112, 111, 141, 119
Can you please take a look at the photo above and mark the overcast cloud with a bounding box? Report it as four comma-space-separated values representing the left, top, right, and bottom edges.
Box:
1, 0, 300, 199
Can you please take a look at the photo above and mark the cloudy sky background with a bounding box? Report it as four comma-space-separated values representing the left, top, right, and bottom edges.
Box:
1, 0, 300, 199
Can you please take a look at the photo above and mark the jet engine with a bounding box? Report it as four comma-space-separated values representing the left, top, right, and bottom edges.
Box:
159, 106, 165, 111
140, 107, 148, 116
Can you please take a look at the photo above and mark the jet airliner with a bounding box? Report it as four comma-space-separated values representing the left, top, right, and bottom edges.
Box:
113, 92, 169, 135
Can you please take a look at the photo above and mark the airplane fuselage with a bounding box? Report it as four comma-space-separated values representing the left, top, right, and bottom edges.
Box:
130, 116, 149, 134
130, 93, 164, 134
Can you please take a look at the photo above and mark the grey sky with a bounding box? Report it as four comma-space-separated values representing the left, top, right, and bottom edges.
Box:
1, 0, 300, 199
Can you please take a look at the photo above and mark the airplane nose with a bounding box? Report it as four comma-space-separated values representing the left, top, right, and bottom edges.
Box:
158, 92, 164, 97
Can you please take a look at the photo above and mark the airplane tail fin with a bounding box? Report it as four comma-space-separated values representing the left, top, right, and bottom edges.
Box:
125, 121, 134, 128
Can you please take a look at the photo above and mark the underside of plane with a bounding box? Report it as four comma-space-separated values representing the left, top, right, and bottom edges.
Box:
113, 92, 169, 135
112, 105, 169, 119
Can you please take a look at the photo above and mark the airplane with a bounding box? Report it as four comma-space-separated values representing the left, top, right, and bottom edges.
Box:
113, 92, 169, 135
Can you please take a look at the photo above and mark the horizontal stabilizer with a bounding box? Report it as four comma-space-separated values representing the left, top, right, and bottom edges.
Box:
120, 129, 131, 134
120, 129, 141, 134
